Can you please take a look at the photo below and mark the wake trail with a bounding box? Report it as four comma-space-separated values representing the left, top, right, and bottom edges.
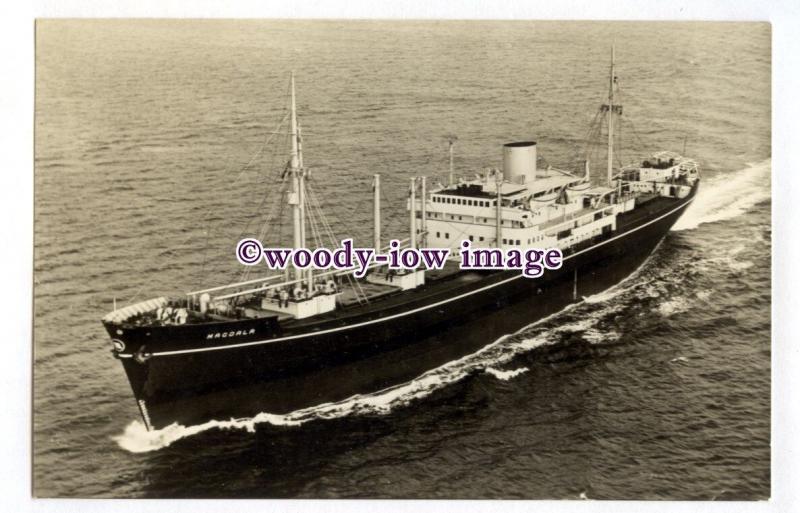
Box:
672, 159, 771, 231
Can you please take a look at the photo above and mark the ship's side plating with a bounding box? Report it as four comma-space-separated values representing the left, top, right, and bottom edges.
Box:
105, 185, 697, 429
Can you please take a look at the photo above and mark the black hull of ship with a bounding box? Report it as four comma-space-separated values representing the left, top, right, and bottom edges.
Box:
106, 186, 698, 430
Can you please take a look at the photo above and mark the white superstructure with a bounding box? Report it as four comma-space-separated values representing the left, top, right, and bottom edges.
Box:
415, 157, 620, 254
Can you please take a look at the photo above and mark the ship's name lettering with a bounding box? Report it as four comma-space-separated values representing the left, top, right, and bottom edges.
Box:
207, 328, 256, 340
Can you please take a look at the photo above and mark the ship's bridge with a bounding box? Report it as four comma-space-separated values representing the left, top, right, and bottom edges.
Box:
419, 166, 592, 252
428, 172, 583, 213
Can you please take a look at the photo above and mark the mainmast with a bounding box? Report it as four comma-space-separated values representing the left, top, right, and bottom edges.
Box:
606, 45, 619, 187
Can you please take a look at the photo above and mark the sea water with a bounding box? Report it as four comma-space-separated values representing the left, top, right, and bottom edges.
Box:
33, 20, 770, 498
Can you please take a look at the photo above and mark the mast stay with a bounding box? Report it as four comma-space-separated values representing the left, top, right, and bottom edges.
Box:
579, 45, 624, 188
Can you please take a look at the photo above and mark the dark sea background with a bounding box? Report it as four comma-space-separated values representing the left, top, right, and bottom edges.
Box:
33, 20, 771, 499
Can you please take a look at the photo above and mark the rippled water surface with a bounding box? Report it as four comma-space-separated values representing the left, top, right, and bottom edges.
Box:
33, 20, 770, 498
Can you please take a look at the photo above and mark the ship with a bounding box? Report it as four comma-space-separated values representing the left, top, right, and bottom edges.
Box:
102, 47, 700, 430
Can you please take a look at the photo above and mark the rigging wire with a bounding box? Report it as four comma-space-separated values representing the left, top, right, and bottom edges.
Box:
306, 182, 369, 304
126, 109, 290, 305
198, 103, 290, 281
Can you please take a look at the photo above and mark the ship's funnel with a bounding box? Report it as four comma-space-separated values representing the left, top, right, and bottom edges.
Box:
503, 141, 537, 184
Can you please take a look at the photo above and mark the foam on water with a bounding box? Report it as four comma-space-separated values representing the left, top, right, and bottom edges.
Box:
581, 327, 621, 344
485, 367, 530, 381
672, 159, 771, 231
113, 412, 304, 453
658, 297, 691, 317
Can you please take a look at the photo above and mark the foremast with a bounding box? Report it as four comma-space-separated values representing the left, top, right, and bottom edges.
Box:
288, 72, 312, 288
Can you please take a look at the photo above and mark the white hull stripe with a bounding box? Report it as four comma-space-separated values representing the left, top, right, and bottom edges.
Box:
121, 196, 694, 359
